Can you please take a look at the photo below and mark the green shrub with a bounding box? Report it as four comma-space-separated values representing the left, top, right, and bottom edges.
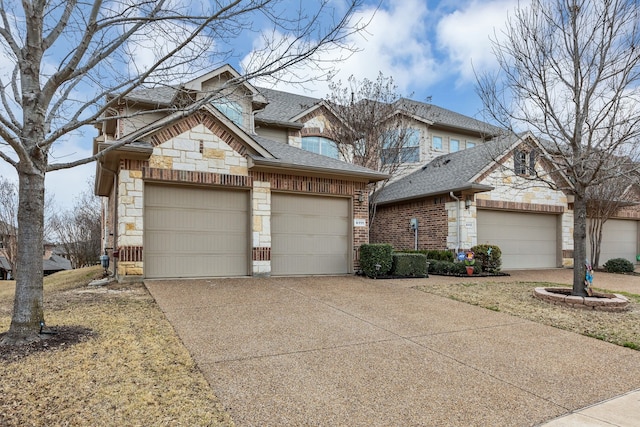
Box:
603, 258, 634, 273
359, 243, 393, 278
391, 253, 427, 277
470, 244, 502, 273
424, 250, 454, 262
397, 249, 454, 262
426, 260, 480, 275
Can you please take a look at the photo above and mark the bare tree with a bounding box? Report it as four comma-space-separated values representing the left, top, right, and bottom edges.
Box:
587, 176, 638, 268
0, 178, 18, 278
50, 182, 101, 269
0, 0, 368, 345
323, 73, 426, 221
477, 0, 640, 295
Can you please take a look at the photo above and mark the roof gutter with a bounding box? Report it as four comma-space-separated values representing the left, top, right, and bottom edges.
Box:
248, 157, 389, 183
376, 183, 494, 206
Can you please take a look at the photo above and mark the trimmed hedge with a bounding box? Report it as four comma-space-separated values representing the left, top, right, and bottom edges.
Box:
603, 258, 634, 273
360, 243, 393, 278
470, 244, 502, 273
427, 259, 481, 275
391, 253, 427, 277
397, 249, 454, 262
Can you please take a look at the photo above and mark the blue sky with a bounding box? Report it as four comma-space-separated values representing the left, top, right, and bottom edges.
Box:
1, 0, 522, 209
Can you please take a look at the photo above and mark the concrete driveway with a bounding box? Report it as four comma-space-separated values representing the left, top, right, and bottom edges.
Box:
145, 270, 640, 426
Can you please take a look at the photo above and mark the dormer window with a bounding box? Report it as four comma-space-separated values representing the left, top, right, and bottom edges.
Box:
212, 99, 243, 127
514, 149, 536, 176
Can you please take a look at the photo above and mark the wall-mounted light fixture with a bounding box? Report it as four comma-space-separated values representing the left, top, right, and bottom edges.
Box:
358, 193, 365, 203
464, 197, 472, 209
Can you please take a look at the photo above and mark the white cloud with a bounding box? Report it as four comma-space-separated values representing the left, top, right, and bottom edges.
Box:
436, 0, 521, 84
242, 0, 436, 98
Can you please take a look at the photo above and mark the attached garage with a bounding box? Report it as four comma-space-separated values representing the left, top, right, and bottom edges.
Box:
588, 219, 639, 266
144, 184, 249, 278
477, 210, 559, 269
271, 193, 350, 275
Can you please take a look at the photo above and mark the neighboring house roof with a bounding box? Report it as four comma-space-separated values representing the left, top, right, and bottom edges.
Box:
254, 87, 504, 137
374, 134, 524, 205
43, 254, 72, 272
394, 98, 502, 137
0, 256, 10, 271
251, 135, 388, 181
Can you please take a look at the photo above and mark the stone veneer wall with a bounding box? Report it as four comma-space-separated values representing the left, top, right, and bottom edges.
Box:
111, 113, 371, 279
370, 196, 449, 251
476, 157, 572, 265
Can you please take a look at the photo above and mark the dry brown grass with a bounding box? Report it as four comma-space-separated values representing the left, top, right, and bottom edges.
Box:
416, 281, 640, 350
0, 267, 234, 426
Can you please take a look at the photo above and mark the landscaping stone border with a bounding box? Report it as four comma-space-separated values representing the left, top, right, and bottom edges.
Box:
533, 287, 629, 312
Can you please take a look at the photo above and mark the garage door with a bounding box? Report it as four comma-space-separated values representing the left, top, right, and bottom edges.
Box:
588, 219, 638, 266
144, 184, 249, 278
477, 210, 558, 269
271, 193, 350, 275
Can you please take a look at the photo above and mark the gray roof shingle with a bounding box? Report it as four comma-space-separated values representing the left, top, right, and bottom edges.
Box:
374, 135, 520, 204
251, 135, 387, 180
254, 87, 321, 124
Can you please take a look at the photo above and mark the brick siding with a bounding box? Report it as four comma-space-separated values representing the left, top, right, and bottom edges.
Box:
371, 197, 449, 251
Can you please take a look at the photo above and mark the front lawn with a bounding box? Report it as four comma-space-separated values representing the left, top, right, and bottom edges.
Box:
0, 267, 233, 426
416, 281, 640, 350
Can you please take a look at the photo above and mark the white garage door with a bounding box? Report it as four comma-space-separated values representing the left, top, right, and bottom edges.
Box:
588, 219, 638, 266
477, 210, 558, 269
271, 193, 350, 275
144, 184, 249, 278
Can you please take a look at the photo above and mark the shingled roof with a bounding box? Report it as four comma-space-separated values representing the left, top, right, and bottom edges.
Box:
251, 135, 388, 180
374, 134, 521, 205
395, 98, 502, 136
254, 87, 322, 125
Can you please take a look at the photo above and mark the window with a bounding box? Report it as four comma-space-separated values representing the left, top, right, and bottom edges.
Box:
450, 139, 459, 152
301, 136, 339, 159
212, 99, 243, 127
432, 135, 443, 150
466, 141, 475, 149
382, 128, 420, 164
514, 149, 536, 175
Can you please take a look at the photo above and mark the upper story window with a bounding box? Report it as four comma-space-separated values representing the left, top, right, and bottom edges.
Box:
432, 135, 443, 150
466, 141, 475, 149
450, 138, 459, 152
382, 128, 420, 164
212, 99, 244, 127
302, 136, 339, 159
514, 149, 536, 176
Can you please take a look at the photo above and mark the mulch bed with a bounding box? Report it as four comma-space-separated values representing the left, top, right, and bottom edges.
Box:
0, 326, 95, 363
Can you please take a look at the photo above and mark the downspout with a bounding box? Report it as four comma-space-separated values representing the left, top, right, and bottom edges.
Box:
450, 192, 461, 255
100, 163, 118, 277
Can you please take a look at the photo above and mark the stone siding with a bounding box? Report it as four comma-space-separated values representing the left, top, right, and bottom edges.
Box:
112, 113, 370, 279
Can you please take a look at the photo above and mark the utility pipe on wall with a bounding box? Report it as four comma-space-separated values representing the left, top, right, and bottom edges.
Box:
450, 192, 461, 255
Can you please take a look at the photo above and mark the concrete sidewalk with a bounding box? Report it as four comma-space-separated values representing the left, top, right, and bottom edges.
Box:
146, 271, 640, 426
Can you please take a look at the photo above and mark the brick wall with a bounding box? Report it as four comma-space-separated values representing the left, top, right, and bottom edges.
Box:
370, 197, 449, 251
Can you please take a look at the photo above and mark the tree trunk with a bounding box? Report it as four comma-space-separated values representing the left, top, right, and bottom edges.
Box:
573, 193, 588, 296
1, 168, 46, 345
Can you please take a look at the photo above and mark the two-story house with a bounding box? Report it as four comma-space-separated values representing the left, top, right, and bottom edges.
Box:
94, 65, 387, 281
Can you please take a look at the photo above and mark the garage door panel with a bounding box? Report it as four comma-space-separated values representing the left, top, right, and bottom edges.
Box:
145, 185, 248, 278
477, 210, 558, 269
271, 193, 350, 275
588, 219, 638, 265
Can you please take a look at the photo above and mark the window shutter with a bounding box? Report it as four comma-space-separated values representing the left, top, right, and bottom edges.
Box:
514, 150, 523, 174
529, 149, 537, 175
